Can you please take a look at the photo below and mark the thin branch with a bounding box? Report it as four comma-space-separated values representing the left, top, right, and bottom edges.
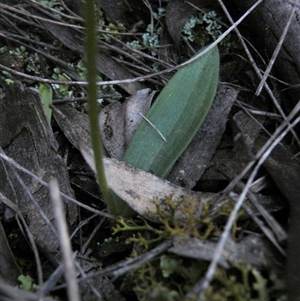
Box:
256, 7, 296, 95
0, 0, 264, 89
0, 192, 45, 295
217, 0, 300, 147
187, 112, 300, 300
0, 152, 117, 219
139, 112, 167, 142
49, 178, 80, 301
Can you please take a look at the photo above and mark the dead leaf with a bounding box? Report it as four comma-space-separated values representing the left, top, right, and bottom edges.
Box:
99, 0, 129, 25
100, 102, 126, 159
254, 135, 300, 299
30, 6, 143, 95
0, 221, 21, 286
0, 82, 77, 255
201, 109, 264, 182
169, 234, 283, 270
167, 85, 237, 188
80, 142, 217, 223
52, 103, 92, 150
99, 88, 155, 159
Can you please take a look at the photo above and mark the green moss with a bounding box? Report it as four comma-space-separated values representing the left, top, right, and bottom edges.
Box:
113, 197, 283, 300
132, 258, 283, 301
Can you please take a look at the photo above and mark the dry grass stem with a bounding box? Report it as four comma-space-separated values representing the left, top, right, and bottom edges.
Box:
49, 178, 80, 301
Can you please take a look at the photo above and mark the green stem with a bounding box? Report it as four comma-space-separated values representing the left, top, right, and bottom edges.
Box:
84, 0, 115, 213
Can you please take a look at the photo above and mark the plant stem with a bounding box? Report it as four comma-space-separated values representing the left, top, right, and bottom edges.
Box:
84, 0, 115, 213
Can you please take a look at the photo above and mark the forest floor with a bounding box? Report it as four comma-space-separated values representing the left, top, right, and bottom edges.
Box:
0, 1, 300, 301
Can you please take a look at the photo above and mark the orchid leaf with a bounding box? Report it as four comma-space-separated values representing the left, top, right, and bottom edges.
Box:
123, 46, 219, 178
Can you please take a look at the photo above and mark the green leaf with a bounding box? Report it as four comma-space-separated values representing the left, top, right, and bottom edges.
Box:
160, 255, 181, 278
38, 83, 53, 121
123, 46, 219, 178
18, 274, 34, 292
